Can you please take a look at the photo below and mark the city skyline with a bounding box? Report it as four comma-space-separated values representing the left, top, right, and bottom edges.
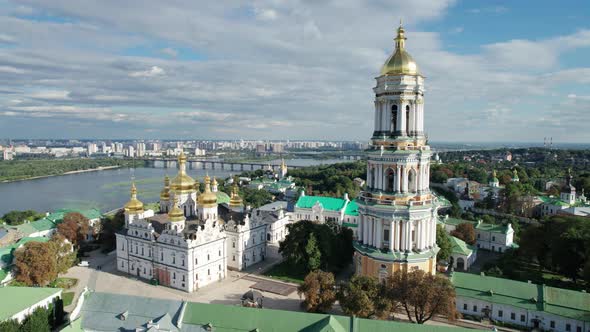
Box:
1, 1, 589, 142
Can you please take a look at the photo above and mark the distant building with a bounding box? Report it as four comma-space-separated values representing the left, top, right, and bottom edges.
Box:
448, 236, 477, 271
0, 287, 62, 323
539, 170, 589, 217
251, 201, 291, 247
136, 142, 146, 157
440, 216, 516, 253
452, 272, 590, 332
293, 192, 359, 237
1, 149, 13, 160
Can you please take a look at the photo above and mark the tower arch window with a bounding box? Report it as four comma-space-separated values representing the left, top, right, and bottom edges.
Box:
370, 167, 375, 189
405, 105, 410, 135
386, 168, 395, 193
391, 105, 398, 133
408, 168, 417, 193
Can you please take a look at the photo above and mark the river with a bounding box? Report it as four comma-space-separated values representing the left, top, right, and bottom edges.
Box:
0, 158, 349, 215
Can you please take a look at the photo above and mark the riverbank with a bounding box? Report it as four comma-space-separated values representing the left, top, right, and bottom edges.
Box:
0, 165, 122, 183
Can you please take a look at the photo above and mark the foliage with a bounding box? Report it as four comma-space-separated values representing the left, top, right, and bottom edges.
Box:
57, 212, 90, 248
0, 158, 145, 182
0, 210, 44, 226
20, 306, 50, 332
436, 225, 452, 262
98, 210, 125, 250
0, 319, 20, 332
48, 234, 76, 274
62, 292, 75, 306
383, 270, 457, 324
450, 223, 476, 245
288, 161, 366, 198
337, 275, 391, 319
279, 220, 354, 275
431, 186, 461, 217
48, 277, 78, 289
240, 186, 274, 208
298, 270, 337, 313
518, 215, 590, 284
14, 241, 58, 286
263, 261, 306, 284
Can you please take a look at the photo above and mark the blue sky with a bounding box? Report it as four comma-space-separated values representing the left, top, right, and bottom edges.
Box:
0, 0, 589, 142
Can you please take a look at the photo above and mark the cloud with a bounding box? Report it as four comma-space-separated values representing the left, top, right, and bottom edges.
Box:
0, 33, 15, 43
468, 6, 508, 14
254, 7, 278, 21
160, 47, 178, 57
129, 66, 166, 77
29, 90, 70, 100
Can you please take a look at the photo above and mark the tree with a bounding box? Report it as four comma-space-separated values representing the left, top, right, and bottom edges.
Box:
99, 210, 125, 250
298, 270, 337, 313
14, 241, 58, 286
384, 270, 457, 324
450, 223, 476, 245
436, 225, 452, 262
305, 233, 322, 271
0, 319, 20, 332
48, 234, 76, 274
338, 275, 391, 319
20, 306, 50, 332
57, 212, 90, 247
1, 210, 43, 226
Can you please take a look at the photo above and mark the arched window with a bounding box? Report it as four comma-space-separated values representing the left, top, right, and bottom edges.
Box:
391, 105, 398, 133
406, 105, 410, 135
386, 169, 395, 192
408, 168, 417, 193
370, 167, 375, 189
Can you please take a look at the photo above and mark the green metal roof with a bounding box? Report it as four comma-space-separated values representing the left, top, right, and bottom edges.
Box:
451, 272, 590, 322
216, 192, 230, 205
0, 286, 62, 321
296, 196, 347, 212
47, 208, 102, 222
344, 200, 358, 216
450, 236, 475, 256
353, 241, 438, 262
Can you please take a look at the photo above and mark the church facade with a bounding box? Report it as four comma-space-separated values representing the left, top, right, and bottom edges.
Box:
354, 24, 441, 279
116, 152, 266, 293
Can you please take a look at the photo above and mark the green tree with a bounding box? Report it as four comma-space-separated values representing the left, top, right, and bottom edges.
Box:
298, 270, 337, 313
436, 225, 452, 262
14, 241, 58, 286
1, 210, 44, 226
0, 319, 20, 332
384, 270, 457, 324
20, 306, 50, 332
338, 275, 391, 319
305, 233, 322, 271
48, 234, 76, 274
99, 210, 125, 250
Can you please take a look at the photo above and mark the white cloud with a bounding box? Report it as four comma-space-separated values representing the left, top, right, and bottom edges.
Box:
0, 33, 15, 43
160, 47, 178, 57
129, 66, 166, 78
0, 66, 26, 74
254, 8, 278, 21
29, 90, 70, 100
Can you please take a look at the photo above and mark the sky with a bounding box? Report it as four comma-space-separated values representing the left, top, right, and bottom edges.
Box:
0, 0, 589, 143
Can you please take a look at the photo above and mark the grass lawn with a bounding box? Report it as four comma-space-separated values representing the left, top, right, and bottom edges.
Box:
263, 261, 307, 284
62, 292, 75, 306
50, 277, 78, 289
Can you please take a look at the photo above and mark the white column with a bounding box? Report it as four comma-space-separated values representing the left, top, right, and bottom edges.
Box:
396, 165, 401, 192
431, 218, 436, 248
400, 103, 406, 136
381, 102, 387, 132
363, 217, 368, 244
416, 220, 421, 251
389, 221, 395, 252
371, 219, 376, 247
358, 215, 363, 242
393, 221, 399, 251
401, 222, 407, 251
408, 221, 413, 251
374, 101, 379, 132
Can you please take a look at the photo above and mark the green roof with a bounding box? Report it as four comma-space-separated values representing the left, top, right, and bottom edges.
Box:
354, 241, 438, 262
182, 301, 472, 332
0, 236, 50, 266
344, 200, 358, 216
440, 217, 510, 234
216, 191, 230, 205
0, 286, 62, 321
451, 272, 590, 322
46, 208, 102, 222
450, 236, 476, 256
296, 196, 347, 211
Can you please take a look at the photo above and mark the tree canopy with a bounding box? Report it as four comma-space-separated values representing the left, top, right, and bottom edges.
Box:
14, 241, 58, 286
337, 275, 391, 319
0, 210, 44, 226
298, 270, 337, 313
450, 223, 476, 245
57, 212, 90, 247
436, 225, 452, 262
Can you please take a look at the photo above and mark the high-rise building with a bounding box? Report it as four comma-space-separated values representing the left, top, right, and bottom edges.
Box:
354, 24, 440, 279
136, 142, 146, 157
125, 146, 135, 157
87, 143, 98, 155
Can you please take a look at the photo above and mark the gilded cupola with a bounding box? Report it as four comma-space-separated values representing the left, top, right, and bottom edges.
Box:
380, 22, 420, 76
198, 174, 218, 208
160, 175, 171, 200
170, 152, 196, 193
124, 182, 144, 213
229, 179, 243, 209
168, 196, 185, 222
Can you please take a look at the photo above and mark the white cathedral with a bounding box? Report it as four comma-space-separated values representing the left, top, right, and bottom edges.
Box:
116, 152, 268, 292
354, 23, 442, 279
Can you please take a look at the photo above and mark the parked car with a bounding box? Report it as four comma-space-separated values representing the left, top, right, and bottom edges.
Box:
78, 261, 90, 267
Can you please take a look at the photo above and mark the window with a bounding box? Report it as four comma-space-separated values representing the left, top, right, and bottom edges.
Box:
233, 255, 235, 261
550, 321, 555, 328
207, 254, 210, 261
208, 269, 210, 275
182, 259, 185, 267
473, 305, 477, 312
405, 105, 410, 134
172, 257, 176, 264
121, 261, 124, 268
520, 315, 525, 322
477, 234, 481, 239
121, 244, 125, 251
391, 105, 398, 133
463, 304, 467, 310
219, 250, 221, 256
510, 313, 515, 320
232, 242, 235, 248
576, 326, 581, 332
492, 236, 496, 241
182, 275, 185, 282
141, 248, 144, 256
498, 310, 503, 317
386, 169, 395, 192
219, 264, 221, 271
173, 272, 176, 280
161, 252, 164, 261
566, 324, 571, 331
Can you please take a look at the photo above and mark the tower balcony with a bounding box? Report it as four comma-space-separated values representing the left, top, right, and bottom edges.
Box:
357, 189, 434, 208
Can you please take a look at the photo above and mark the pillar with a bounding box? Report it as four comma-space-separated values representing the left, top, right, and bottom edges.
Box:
396, 165, 401, 192
363, 217, 369, 245
395, 221, 400, 251
376, 220, 382, 249
389, 221, 395, 252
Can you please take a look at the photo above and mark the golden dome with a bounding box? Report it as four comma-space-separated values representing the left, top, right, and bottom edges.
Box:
198, 175, 217, 208
168, 196, 185, 222
380, 23, 420, 76
170, 152, 196, 193
124, 182, 144, 213
212, 177, 218, 186
160, 175, 171, 200
229, 180, 243, 208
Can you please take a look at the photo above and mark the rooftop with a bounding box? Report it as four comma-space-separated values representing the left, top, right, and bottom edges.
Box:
0, 286, 62, 321
296, 196, 347, 212
450, 236, 476, 256
0, 236, 50, 266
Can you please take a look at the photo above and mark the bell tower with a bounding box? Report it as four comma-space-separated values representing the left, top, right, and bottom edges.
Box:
355, 23, 440, 279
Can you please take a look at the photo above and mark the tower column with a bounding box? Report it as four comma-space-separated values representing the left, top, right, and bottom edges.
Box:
389, 220, 395, 252
396, 165, 401, 192
363, 217, 369, 244
374, 101, 379, 134
381, 101, 388, 132
376, 219, 382, 249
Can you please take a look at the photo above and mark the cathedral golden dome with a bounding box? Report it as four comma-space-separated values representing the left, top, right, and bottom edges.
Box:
229, 180, 243, 208
160, 175, 171, 200
168, 196, 185, 222
198, 175, 217, 208
170, 152, 196, 193
124, 182, 144, 213
380, 23, 420, 76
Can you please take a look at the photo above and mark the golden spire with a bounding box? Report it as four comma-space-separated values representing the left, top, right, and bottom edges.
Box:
380, 19, 420, 76
229, 178, 243, 208
170, 151, 195, 193
125, 182, 144, 213
168, 196, 185, 222
160, 175, 171, 200
198, 174, 217, 208
395, 20, 406, 50
164, 175, 170, 187
212, 176, 218, 186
